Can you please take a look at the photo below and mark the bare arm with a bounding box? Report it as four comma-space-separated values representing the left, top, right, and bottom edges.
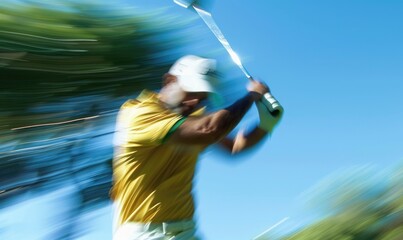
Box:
167, 92, 260, 145
219, 126, 268, 154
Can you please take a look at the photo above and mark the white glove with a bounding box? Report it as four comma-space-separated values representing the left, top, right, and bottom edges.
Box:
256, 94, 283, 133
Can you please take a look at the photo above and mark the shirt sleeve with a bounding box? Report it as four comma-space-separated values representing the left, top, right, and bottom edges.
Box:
118, 102, 185, 146
162, 117, 187, 143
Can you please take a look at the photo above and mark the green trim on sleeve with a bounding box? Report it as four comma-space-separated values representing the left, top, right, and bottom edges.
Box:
162, 117, 187, 143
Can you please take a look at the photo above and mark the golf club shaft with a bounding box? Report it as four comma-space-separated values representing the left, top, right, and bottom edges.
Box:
193, 6, 252, 80
193, 6, 283, 116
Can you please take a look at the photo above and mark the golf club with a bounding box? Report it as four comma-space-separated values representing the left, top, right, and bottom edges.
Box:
174, 0, 283, 116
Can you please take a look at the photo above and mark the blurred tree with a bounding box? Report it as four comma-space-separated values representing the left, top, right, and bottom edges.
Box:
263, 165, 403, 240
0, 0, 190, 132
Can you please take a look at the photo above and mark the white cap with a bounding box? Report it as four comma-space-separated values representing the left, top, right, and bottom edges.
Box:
168, 55, 217, 93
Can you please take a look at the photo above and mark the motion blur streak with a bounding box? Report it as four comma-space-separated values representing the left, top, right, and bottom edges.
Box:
11, 115, 99, 131
0, 30, 98, 42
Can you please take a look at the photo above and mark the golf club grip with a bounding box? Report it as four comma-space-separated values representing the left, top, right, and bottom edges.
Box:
248, 77, 283, 117
261, 92, 283, 117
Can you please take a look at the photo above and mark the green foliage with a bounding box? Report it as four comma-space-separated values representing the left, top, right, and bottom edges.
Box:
258, 165, 403, 240
0, 0, 189, 131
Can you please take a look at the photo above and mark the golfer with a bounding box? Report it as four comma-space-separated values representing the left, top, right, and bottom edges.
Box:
111, 55, 281, 240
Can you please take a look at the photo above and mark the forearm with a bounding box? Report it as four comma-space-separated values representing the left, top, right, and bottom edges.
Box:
211, 92, 259, 139
168, 92, 259, 145
232, 127, 268, 153
220, 126, 268, 154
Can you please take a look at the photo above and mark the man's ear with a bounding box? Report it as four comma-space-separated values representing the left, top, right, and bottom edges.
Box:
162, 73, 178, 86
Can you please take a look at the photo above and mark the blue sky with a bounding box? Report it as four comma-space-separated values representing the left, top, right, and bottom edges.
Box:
124, 0, 403, 239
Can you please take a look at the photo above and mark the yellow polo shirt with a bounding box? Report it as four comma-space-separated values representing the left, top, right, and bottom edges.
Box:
111, 90, 204, 225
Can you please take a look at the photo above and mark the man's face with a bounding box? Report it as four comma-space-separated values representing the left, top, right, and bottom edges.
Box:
159, 76, 209, 116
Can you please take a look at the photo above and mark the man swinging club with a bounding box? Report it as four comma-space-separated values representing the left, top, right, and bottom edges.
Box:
111, 55, 282, 239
